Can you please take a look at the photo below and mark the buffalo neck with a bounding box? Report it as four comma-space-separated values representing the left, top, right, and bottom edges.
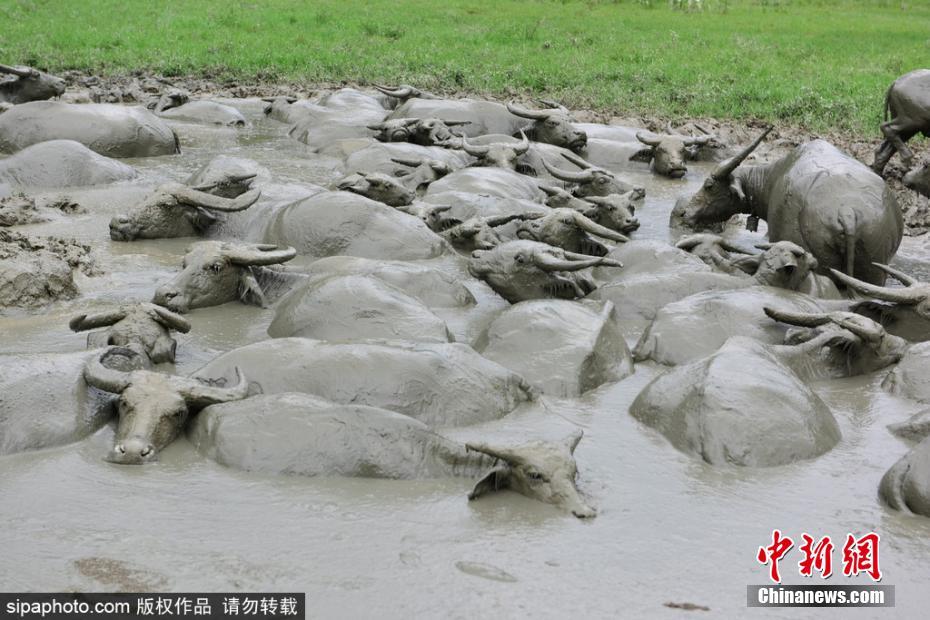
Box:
733, 163, 774, 221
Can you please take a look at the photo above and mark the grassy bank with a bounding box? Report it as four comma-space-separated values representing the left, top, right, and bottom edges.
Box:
1, 0, 927, 133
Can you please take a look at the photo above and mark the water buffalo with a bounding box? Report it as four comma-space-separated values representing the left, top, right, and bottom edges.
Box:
0, 231, 95, 308
262, 96, 316, 124
477, 299, 633, 396
183, 156, 266, 199
882, 341, 930, 403
506, 102, 587, 152
396, 203, 463, 233
539, 187, 641, 235
83, 346, 250, 464
387, 97, 527, 137
0, 64, 65, 104
441, 213, 537, 251
880, 434, 930, 518
287, 89, 389, 149
153, 241, 296, 313
671, 130, 903, 285
836, 263, 930, 318
0, 140, 137, 188
367, 117, 470, 146
543, 151, 646, 200
633, 129, 715, 178
0, 348, 147, 456
156, 100, 248, 127
453, 132, 531, 171
469, 240, 622, 303
109, 183, 261, 241
0, 101, 179, 157
283, 256, 476, 309
268, 274, 454, 343
335, 172, 416, 207
70, 303, 191, 364
872, 69, 930, 174
260, 191, 446, 261
189, 392, 595, 517
903, 160, 930, 198
515, 207, 630, 256
630, 337, 841, 467
192, 338, 535, 427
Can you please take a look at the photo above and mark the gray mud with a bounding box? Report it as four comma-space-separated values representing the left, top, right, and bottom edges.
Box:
2, 95, 930, 617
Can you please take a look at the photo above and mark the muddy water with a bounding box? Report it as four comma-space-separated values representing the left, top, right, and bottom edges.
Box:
2, 101, 930, 617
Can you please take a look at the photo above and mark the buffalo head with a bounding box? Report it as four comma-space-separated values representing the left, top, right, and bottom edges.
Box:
903, 161, 930, 199
456, 131, 531, 170
516, 207, 629, 256
153, 242, 296, 313
468, 240, 622, 303
0, 63, 66, 104
670, 127, 772, 229
633, 129, 716, 178
543, 151, 645, 200
507, 101, 587, 152
467, 431, 595, 518
765, 307, 909, 376
70, 303, 191, 364
830, 263, 930, 320
84, 347, 250, 464
109, 183, 261, 241
441, 213, 535, 251
336, 172, 415, 207
368, 117, 470, 146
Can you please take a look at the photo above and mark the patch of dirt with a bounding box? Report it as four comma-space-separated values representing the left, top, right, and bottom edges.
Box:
0, 194, 83, 227
56, 70, 930, 235
73, 557, 169, 592
0, 230, 98, 308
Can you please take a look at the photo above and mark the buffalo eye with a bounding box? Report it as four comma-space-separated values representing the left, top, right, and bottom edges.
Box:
596, 177, 608, 185
515, 254, 526, 264
525, 470, 547, 483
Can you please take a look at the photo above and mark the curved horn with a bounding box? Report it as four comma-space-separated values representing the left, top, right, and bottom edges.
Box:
465, 441, 525, 465
570, 212, 630, 243
459, 134, 490, 157
225, 244, 297, 266
390, 156, 424, 168
534, 252, 605, 272
506, 102, 551, 120
562, 251, 622, 267
69, 308, 128, 332
486, 212, 539, 227
444, 120, 471, 127
763, 306, 831, 327
711, 126, 772, 180
830, 314, 885, 344
683, 135, 713, 146
538, 184, 565, 197
872, 262, 919, 287
542, 158, 594, 183
537, 98, 569, 114
191, 173, 257, 193
560, 151, 594, 170
366, 122, 386, 131
754, 242, 774, 250
636, 131, 662, 147
171, 367, 250, 407
83, 347, 138, 393
171, 187, 261, 213
717, 238, 755, 254
145, 303, 192, 334
0, 64, 38, 78
374, 84, 413, 98
829, 268, 925, 304
513, 130, 531, 155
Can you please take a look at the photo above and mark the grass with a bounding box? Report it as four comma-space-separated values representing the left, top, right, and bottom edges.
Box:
1, 0, 927, 133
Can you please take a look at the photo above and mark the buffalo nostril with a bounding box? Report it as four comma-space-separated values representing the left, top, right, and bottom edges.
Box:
140, 445, 154, 458
117, 445, 126, 454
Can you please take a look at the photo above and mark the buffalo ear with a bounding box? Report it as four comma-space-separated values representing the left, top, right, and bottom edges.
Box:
629, 147, 654, 163
468, 465, 512, 500
582, 206, 601, 222
186, 207, 220, 233
730, 177, 746, 202
238, 268, 267, 307
730, 254, 763, 275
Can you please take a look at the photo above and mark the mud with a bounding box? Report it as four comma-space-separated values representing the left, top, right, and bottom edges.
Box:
1, 86, 930, 617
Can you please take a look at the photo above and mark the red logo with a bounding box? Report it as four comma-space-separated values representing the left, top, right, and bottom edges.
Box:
757, 531, 881, 583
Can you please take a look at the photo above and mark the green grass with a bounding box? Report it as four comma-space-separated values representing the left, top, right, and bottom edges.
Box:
1, 0, 927, 133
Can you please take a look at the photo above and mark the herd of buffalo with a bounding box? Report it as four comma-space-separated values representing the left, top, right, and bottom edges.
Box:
3, 63, 930, 520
